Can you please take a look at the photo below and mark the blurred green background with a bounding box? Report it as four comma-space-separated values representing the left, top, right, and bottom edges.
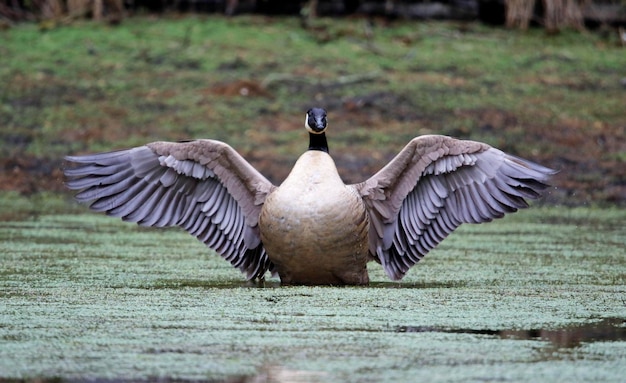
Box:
1, 1, 625, 207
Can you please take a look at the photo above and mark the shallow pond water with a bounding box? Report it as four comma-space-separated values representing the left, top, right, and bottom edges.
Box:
1, 207, 625, 382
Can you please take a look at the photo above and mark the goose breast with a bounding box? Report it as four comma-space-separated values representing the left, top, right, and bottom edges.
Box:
259, 151, 369, 285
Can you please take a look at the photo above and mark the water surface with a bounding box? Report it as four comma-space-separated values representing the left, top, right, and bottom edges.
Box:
1, 207, 625, 382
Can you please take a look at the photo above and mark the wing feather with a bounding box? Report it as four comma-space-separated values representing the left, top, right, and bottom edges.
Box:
89, 179, 147, 213
69, 167, 136, 193
64, 140, 276, 280
146, 189, 181, 227
116, 182, 161, 220
125, 186, 167, 223
354, 135, 556, 280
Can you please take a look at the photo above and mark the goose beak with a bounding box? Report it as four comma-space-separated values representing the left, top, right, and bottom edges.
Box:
305, 108, 328, 134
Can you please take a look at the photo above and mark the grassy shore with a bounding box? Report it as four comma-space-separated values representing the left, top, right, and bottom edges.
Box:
1, 16, 625, 203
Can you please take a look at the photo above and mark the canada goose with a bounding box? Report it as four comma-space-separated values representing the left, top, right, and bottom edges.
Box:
64, 108, 555, 285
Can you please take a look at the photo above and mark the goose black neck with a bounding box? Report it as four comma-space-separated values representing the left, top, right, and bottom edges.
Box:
308, 132, 329, 153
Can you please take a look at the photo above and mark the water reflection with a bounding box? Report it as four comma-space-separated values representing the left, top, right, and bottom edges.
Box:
397, 317, 626, 348
116, 365, 322, 383
0, 365, 326, 383
235, 365, 326, 383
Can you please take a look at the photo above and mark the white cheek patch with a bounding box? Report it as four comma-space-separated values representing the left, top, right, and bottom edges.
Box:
305, 114, 314, 133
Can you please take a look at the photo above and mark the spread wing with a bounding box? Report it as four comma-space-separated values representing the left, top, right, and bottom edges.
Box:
64, 139, 276, 280
353, 135, 556, 280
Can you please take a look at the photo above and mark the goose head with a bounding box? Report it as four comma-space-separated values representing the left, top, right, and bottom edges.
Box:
305, 108, 328, 134
305, 107, 329, 153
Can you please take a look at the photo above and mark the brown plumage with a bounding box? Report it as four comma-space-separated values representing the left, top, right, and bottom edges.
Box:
64, 108, 556, 285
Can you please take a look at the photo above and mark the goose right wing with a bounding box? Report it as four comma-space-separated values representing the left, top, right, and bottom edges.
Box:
64, 139, 276, 280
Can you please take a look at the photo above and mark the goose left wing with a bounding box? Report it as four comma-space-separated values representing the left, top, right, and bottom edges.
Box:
64, 139, 276, 280
352, 135, 556, 280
